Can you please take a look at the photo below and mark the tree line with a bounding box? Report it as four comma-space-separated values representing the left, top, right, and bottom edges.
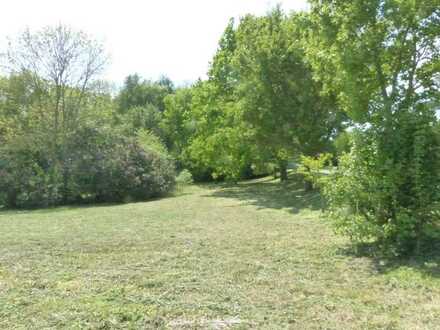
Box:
1, 0, 439, 254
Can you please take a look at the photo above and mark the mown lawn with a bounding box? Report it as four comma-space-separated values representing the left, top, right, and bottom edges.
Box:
0, 176, 439, 329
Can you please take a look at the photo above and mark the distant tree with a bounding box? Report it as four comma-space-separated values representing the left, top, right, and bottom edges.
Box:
169, 10, 342, 182
184, 19, 255, 181
162, 87, 194, 166
157, 75, 175, 94
117, 74, 173, 113
121, 104, 164, 138
116, 74, 175, 143
188, 80, 254, 181
208, 18, 238, 96
233, 8, 341, 180
3, 24, 108, 136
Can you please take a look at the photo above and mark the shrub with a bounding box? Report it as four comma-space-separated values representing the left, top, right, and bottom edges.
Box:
333, 131, 352, 157
176, 169, 194, 185
0, 135, 62, 208
0, 126, 176, 208
322, 109, 440, 255
298, 153, 332, 191
107, 141, 175, 202
68, 126, 176, 203
136, 128, 168, 156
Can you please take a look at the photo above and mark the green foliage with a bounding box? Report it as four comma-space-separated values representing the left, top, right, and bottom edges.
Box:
162, 88, 195, 166
333, 131, 353, 157
0, 124, 176, 208
176, 169, 194, 186
298, 153, 332, 190
170, 9, 343, 182
120, 105, 164, 138
323, 112, 440, 254
117, 74, 173, 113
307, 0, 439, 121
183, 20, 256, 181
67, 125, 175, 204
0, 69, 176, 209
308, 0, 440, 254
232, 9, 341, 179
0, 136, 62, 208
183, 81, 255, 181
115, 74, 175, 147
136, 128, 168, 156
94, 138, 175, 203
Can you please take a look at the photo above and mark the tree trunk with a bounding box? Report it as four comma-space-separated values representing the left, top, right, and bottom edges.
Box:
304, 180, 313, 192
6, 189, 17, 208
303, 165, 313, 192
279, 160, 288, 182
59, 143, 70, 205
62, 166, 69, 204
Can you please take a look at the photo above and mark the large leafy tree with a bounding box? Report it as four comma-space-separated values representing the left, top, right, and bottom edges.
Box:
185, 20, 256, 181
187, 80, 254, 180
162, 87, 194, 168
233, 8, 341, 180
307, 0, 439, 121
308, 0, 440, 253
175, 10, 342, 182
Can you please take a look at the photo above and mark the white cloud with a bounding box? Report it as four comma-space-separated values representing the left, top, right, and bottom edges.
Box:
0, 0, 308, 85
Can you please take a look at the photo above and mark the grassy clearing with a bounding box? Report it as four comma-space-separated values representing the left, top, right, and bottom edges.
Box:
0, 176, 439, 329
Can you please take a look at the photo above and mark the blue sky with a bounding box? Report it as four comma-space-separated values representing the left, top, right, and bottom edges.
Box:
0, 0, 309, 85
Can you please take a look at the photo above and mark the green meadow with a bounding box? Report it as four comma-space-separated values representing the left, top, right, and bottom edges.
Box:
1, 177, 439, 329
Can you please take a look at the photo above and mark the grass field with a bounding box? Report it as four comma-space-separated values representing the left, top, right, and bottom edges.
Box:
0, 176, 439, 329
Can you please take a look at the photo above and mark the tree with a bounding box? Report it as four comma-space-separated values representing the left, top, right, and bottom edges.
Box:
121, 104, 164, 138
187, 80, 255, 181
117, 74, 173, 113
162, 87, 194, 167
170, 10, 342, 182
232, 8, 341, 180
208, 18, 238, 96
3, 24, 108, 135
157, 75, 175, 94
1, 25, 109, 202
116, 74, 174, 143
307, 0, 439, 122
183, 19, 256, 181
308, 0, 440, 253
0, 25, 181, 209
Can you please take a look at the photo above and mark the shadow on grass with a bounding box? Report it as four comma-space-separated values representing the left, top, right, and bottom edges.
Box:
338, 238, 440, 279
0, 202, 125, 216
0, 194, 178, 216
202, 174, 323, 214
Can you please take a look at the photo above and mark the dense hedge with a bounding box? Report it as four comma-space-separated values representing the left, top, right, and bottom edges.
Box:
0, 127, 176, 209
